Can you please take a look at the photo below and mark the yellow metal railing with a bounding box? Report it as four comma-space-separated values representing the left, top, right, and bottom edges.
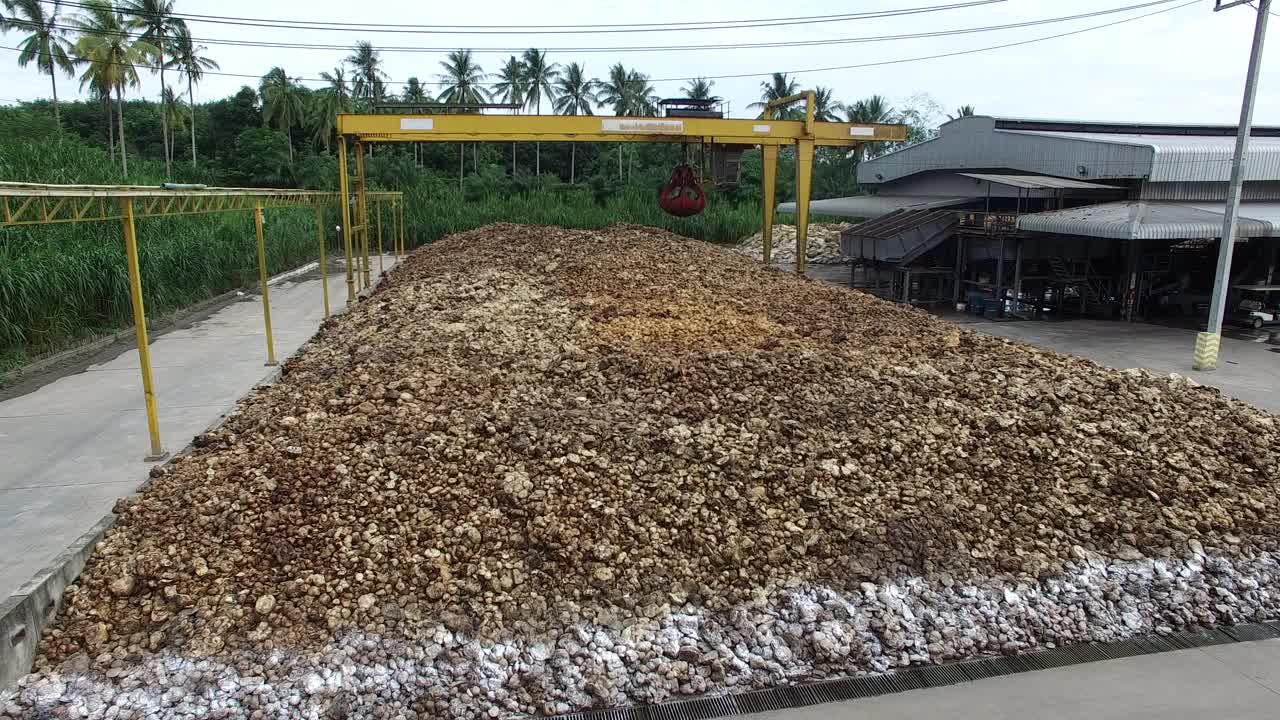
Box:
0, 182, 404, 460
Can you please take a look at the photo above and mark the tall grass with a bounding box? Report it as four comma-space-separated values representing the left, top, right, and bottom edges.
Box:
397, 185, 781, 248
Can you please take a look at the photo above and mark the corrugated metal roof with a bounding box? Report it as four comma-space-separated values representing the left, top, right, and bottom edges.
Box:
956, 173, 1119, 190
859, 116, 1280, 188
1016, 201, 1280, 240
776, 195, 975, 218
1000, 130, 1280, 183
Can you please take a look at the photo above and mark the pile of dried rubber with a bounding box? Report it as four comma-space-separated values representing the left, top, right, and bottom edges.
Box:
735, 223, 850, 264
6, 223, 1280, 720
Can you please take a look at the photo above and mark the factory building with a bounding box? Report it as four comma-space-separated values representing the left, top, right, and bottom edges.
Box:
792, 116, 1280, 327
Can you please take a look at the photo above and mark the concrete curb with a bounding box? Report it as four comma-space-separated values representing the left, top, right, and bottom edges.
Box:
0, 259, 397, 690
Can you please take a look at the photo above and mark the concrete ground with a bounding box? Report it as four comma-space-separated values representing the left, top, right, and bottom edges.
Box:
760, 639, 1280, 720
785, 263, 1280, 415
0, 256, 396, 602
948, 316, 1280, 415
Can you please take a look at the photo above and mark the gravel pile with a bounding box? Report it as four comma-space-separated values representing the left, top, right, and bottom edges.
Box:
5, 223, 1279, 719
735, 223, 851, 264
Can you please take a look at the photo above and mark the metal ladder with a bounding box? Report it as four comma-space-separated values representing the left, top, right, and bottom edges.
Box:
337, 136, 372, 303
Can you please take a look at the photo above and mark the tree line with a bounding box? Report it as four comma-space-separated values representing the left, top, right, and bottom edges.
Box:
2, 0, 971, 190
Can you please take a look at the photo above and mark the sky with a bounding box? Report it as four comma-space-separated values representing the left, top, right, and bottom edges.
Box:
2, 0, 1280, 127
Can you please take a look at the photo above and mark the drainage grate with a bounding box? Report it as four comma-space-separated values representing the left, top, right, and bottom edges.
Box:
1223, 623, 1280, 643
550, 621, 1278, 720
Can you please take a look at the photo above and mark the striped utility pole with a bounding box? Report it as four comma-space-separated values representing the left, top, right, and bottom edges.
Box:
1197, 0, 1271, 370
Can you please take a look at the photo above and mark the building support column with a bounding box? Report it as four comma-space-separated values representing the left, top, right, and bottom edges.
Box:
1012, 238, 1025, 316
995, 236, 1007, 317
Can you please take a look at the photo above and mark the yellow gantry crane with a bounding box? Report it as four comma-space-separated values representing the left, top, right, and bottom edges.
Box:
337, 91, 905, 274
0, 182, 403, 459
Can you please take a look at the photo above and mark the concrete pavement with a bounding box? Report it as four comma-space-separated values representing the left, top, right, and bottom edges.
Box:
952, 316, 1280, 414
0, 257, 396, 602
758, 639, 1280, 720
785, 263, 1280, 415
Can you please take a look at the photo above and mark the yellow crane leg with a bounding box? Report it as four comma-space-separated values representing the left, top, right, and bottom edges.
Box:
794, 139, 815, 276
120, 200, 167, 461
337, 136, 355, 304
254, 202, 278, 366
354, 144, 371, 289
316, 204, 330, 318
376, 200, 384, 273
761, 144, 779, 267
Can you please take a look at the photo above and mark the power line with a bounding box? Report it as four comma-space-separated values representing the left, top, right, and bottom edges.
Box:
0, 0, 1198, 90
44, 0, 1009, 35
648, 0, 1200, 82
34, 1, 1185, 56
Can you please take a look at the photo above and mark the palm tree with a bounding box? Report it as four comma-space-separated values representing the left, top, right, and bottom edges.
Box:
597, 63, 630, 116
812, 86, 842, 122
490, 55, 524, 110
1, 0, 76, 132
947, 104, 976, 121
625, 70, 657, 117
552, 62, 596, 184
438, 49, 489, 186
489, 55, 524, 174
162, 84, 185, 167
846, 95, 894, 124
346, 41, 386, 108
320, 65, 350, 108
73, 0, 151, 176
437, 49, 489, 106
123, 0, 186, 178
748, 72, 801, 117
85, 79, 114, 157
845, 95, 895, 162
521, 48, 558, 175
259, 66, 304, 162
166, 26, 218, 167
308, 88, 343, 151
682, 77, 718, 101
597, 64, 636, 177
521, 49, 558, 115
402, 77, 430, 103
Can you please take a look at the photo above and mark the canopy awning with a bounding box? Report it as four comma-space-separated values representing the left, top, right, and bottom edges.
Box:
777, 194, 975, 219
1017, 201, 1280, 240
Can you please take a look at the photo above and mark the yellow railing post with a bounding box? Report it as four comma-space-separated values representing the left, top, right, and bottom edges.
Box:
337, 136, 355, 304
121, 199, 167, 462
254, 202, 278, 366
399, 198, 407, 257
794, 138, 815, 276
315, 203, 330, 318
393, 197, 401, 260
761, 144, 778, 267
376, 199, 384, 274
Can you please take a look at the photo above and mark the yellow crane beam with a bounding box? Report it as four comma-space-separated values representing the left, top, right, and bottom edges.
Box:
336, 113, 902, 147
